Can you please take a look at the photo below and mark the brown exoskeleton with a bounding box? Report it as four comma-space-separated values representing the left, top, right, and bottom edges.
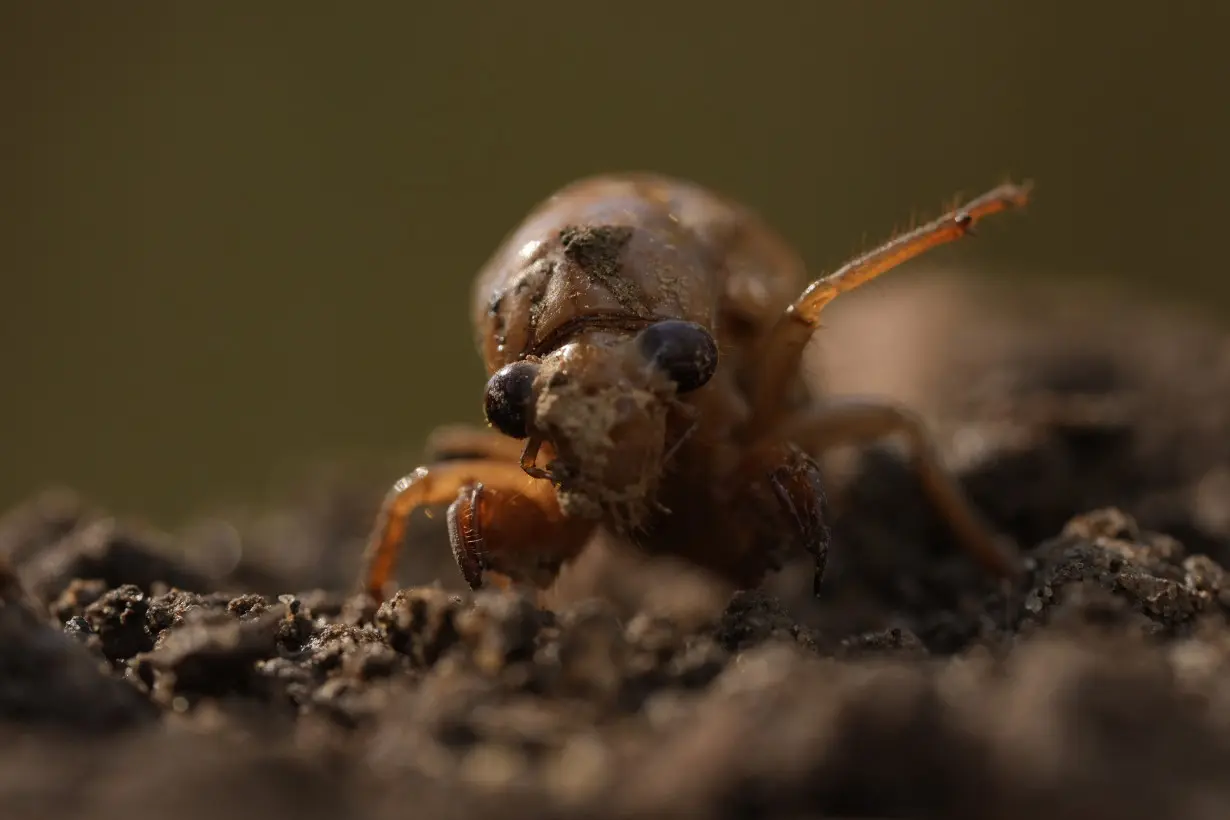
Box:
359, 173, 1031, 602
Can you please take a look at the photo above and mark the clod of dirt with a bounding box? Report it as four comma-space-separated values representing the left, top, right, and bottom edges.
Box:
455, 589, 545, 675
50, 577, 107, 623
19, 517, 212, 603
138, 606, 286, 708
83, 584, 156, 661
375, 587, 464, 666
1017, 507, 1223, 641
714, 589, 821, 653
0, 565, 155, 731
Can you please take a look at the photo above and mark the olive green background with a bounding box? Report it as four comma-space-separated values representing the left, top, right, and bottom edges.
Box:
3, 3, 1226, 526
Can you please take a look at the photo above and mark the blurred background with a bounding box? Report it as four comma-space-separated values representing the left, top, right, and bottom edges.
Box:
3, 2, 1227, 528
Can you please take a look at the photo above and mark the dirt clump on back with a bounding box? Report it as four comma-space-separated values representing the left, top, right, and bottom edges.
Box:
6, 276, 1230, 820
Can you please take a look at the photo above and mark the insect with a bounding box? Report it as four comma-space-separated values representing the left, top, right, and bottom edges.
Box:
358, 173, 1030, 602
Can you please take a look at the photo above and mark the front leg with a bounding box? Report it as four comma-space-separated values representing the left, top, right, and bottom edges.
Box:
679, 442, 830, 595
772, 398, 1022, 579
760, 444, 831, 597
358, 458, 595, 601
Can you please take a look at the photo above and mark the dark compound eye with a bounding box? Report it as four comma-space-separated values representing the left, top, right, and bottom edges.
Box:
636, 320, 719, 393
483, 360, 539, 439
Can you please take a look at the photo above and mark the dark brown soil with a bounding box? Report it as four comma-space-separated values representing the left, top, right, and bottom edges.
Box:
6, 276, 1230, 820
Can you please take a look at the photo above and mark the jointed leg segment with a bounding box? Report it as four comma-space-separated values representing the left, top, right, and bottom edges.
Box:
424, 424, 528, 463
763, 444, 831, 596
777, 398, 1021, 578
749, 182, 1031, 430
358, 455, 593, 600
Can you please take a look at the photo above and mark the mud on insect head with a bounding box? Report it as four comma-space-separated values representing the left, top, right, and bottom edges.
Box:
483, 319, 719, 439
482, 319, 719, 522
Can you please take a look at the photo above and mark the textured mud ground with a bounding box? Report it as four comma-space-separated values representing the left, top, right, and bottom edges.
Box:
8, 276, 1230, 819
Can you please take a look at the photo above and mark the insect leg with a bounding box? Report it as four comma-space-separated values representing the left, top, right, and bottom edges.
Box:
357, 459, 592, 601
772, 397, 1022, 579
423, 424, 528, 463
446, 478, 594, 594
762, 444, 831, 597
748, 182, 1031, 429
695, 441, 832, 595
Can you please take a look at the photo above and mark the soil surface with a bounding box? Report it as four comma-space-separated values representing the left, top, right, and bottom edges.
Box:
6, 275, 1230, 820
